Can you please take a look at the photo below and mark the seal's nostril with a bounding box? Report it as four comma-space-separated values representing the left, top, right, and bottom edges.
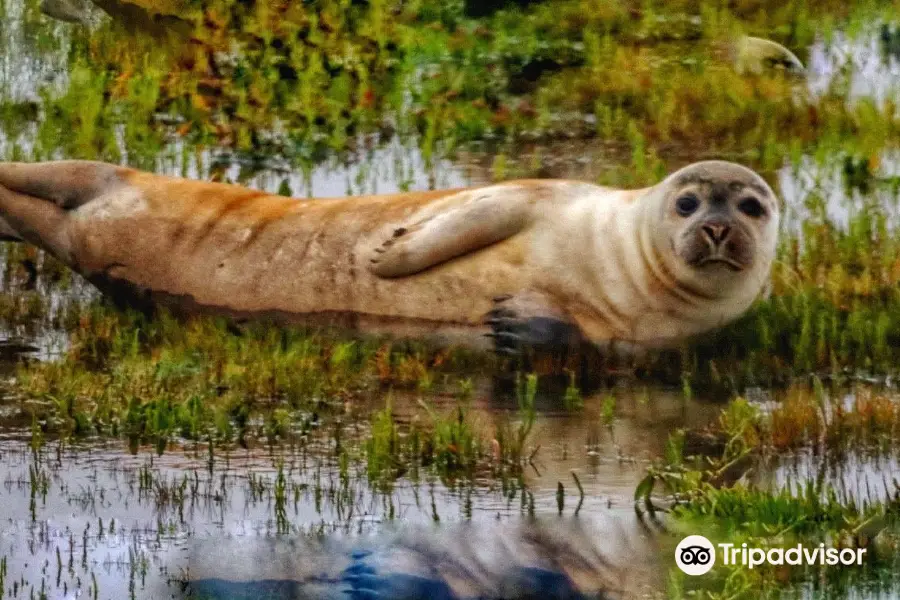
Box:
702, 223, 730, 245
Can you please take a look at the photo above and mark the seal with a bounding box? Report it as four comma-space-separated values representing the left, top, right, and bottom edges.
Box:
0, 159, 779, 357
730, 36, 805, 76
39, 0, 92, 24
41, 0, 194, 37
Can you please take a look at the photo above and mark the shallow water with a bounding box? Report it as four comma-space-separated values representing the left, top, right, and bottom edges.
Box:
807, 23, 900, 108
0, 385, 704, 599
757, 383, 900, 506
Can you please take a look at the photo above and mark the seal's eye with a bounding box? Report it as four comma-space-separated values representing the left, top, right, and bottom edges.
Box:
675, 195, 699, 217
738, 197, 765, 218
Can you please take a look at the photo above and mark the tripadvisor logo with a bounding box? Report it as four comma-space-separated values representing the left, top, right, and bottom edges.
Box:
675, 535, 716, 576
675, 535, 867, 576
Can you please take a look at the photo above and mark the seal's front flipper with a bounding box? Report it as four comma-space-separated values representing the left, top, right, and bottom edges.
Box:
368, 185, 540, 277
0, 160, 128, 209
485, 292, 583, 361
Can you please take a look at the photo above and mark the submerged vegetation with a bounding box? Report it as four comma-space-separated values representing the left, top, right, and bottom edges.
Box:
0, 0, 900, 598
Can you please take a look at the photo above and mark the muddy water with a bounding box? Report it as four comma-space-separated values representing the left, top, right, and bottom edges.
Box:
0, 0, 899, 598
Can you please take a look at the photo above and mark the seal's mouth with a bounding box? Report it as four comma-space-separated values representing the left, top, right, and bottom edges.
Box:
695, 255, 745, 272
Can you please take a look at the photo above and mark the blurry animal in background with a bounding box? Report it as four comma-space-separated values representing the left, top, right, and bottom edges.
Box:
39, 0, 92, 24
39, 0, 193, 36
0, 160, 779, 362
881, 23, 900, 60
729, 35, 806, 75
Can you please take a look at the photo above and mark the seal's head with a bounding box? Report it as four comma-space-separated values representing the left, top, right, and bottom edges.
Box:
650, 160, 780, 292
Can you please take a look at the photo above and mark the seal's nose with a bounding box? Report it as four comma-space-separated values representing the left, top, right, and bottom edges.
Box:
702, 222, 731, 246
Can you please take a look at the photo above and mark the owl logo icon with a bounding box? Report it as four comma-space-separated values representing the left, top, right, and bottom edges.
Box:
675, 535, 716, 575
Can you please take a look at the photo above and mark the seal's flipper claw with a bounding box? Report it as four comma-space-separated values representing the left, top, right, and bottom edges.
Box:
483, 291, 585, 361
492, 347, 519, 357
493, 331, 522, 344
485, 307, 516, 322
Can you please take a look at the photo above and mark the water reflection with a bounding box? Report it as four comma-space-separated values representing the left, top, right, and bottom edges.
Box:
391, 383, 722, 510
157, 136, 472, 199
756, 382, 900, 507
766, 449, 900, 507
0, 0, 71, 103
185, 516, 660, 600
0, 384, 697, 599
807, 23, 900, 108
778, 150, 900, 235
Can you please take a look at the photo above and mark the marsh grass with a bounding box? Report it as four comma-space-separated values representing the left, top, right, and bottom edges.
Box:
9, 302, 539, 486
768, 381, 900, 450
363, 376, 542, 487
365, 397, 403, 486
12, 0, 897, 166
14, 306, 476, 440
639, 384, 900, 597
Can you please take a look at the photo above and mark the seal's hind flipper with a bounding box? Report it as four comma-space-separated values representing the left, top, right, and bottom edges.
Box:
0, 160, 128, 208
368, 184, 542, 277
0, 184, 73, 263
